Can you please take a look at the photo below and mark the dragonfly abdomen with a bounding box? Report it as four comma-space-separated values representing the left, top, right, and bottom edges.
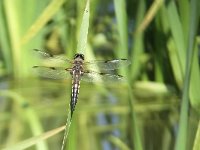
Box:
70, 77, 81, 117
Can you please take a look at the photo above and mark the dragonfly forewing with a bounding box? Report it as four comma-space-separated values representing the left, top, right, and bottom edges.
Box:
84, 59, 131, 71
34, 49, 72, 67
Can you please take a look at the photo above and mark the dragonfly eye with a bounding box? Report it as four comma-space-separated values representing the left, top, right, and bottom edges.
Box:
74, 53, 85, 60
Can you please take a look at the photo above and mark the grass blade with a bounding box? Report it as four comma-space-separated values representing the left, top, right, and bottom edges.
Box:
114, 0, 128, 58
20, 0, 65, 45
167, 1, 186, 80
107, 135, 131, 150
175, 0, 200, 149
77, 0, 90, 54
2, 126, 65, 150
61, 106, 72, 150
135, 0, 164, 34
193, 120, 200, 150
190, 38, 200, 110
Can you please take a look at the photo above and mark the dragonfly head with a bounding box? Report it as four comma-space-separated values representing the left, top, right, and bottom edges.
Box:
74, 53, 84, 60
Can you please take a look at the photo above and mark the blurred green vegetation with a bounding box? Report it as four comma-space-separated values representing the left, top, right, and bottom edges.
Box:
0, 0, 200, 150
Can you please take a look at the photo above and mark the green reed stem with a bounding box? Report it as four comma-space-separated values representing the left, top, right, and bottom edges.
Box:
77, 0, 90, 54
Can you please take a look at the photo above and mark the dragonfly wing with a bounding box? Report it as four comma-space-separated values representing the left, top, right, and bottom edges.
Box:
81, 70, 125, 83
34, 49, 54, 57
33, 49, 72, 67
33, 66, 71, 80
84, 59, 131, 70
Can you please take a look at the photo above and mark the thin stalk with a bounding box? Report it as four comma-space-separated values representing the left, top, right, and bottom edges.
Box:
20, 0, 65, 46
61, 0, 90, 149
127, 83, 143, 150
61, 106, 72, 150
2, 126, 65, 150
135, 0, 164, 34
77, 0, 90, 54
3, 0, 21, 78
114, 0, 128, 58
175, 0, 199, 149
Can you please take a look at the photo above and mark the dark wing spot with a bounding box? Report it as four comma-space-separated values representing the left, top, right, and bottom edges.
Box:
33, 49, 40, 52
104, 60, 109, 63
99, 72, 107, 75
65, 68, 71, 71
117, 74, 123, 77
84, 70, 90, 73
33, 66, 39, 68
33, 49, 53, 57
99, 72, 123, 78
50, 67, 56, 70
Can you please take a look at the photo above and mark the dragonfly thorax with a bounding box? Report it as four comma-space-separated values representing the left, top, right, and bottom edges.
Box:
70, 64, 84, 76
72, 54, 84, 75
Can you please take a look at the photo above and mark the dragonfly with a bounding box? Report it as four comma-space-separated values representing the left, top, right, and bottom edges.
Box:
33, 49, 131, 117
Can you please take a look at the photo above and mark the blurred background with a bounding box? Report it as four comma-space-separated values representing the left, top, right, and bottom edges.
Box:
0, 0, 200, 150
